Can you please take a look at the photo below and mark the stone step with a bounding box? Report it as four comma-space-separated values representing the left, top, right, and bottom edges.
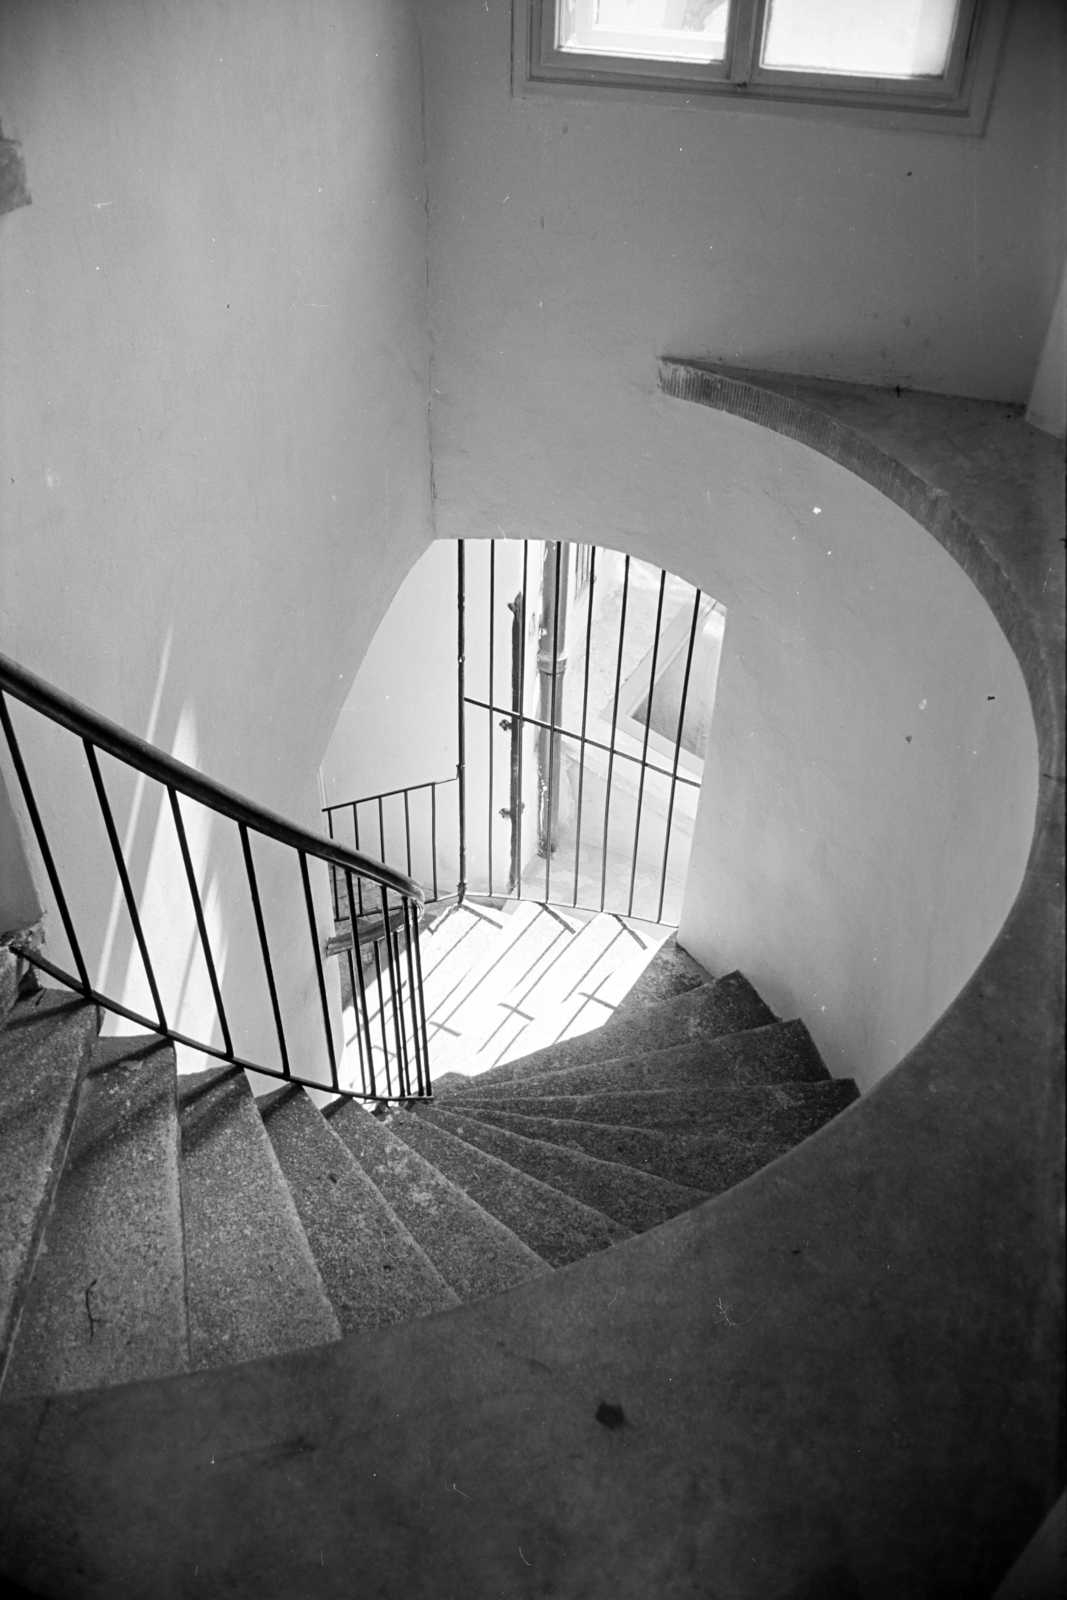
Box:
434, 971, 777, 1095
178, 1068, 339, 1370
453, 1071, 853, 1134
607, 932, 712, 1021
4, 1035, 188, 1401
329, 1100, 550, 1301
440, 1019, 829, 1108
411, 1104, 710, 1233
429, 904, 586, 1076
385, 1108, 631, 1268
442, 1079, 862, 1193
259, 1088, 459, 1334
0, 991, 98, 1377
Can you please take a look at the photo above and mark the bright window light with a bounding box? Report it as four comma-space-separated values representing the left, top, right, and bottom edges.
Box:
761, 0, 960, 79
559, 0, 729, 62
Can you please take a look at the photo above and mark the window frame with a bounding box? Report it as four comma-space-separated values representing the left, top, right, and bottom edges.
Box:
515, 0, 1010, 134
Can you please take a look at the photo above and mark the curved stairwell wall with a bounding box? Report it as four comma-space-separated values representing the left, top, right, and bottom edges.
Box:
0, 378, 1060, 1600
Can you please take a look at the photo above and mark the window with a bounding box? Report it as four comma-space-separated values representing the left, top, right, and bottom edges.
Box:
517, 0, 1008, 131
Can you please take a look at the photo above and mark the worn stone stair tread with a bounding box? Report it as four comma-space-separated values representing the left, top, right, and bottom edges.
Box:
440, 1080, 862, 1193
329, 1100, 550, 1301
4, 1034, 188, 1402
259, 1088, 459, 1334
439, 1019, 831, 1109
435, 971, 777, 1094
384, 1109, 631, 1268
179, 1068, 340, 1369
411, 1104, 710, 1233
0, 991, 99, 1370
453, 1075, 858, 1134
607, 933, 712, 1022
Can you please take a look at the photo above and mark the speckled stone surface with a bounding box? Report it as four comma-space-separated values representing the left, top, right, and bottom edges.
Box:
0, 991, 97, 1372
4, 1035, 188, 1401
386, 1109, 631, 1267
414, 1104, 710, 1232
259, 1088, 458, 1333
442, 1081, 861, 1193
608, 934, 711, 1023
179, 1069, 339, 1369
443, 1019, 830, 1106
455, 1075, 857, 1134
330, 1100, 549, 1300
436, 972, 777, 1094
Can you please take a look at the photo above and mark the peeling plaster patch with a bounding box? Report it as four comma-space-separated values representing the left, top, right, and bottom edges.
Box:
0, 123, 31, 215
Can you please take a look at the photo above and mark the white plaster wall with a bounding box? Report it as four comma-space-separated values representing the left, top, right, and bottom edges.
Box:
1026, 264, 1067, 439
417, 0, 1052, 1087
0, 0, 432, 1071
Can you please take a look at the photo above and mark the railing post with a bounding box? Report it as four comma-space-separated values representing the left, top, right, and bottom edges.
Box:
456, 539, 467, 904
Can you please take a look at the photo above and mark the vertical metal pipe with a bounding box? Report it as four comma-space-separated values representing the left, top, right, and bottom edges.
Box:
0, 691, 92, 994
169, 787, 233, 1060
456, 540, 467, 904
345, 869, 376, 1096
600, 556, 631, 912
488, 540, 495, 897
627, 568, 667, 918
300, 850, 339, 1093
84, 741, 167, 1034
571, 545, 598, 909
240, 823, 291, 1079
657, 589, 702, 924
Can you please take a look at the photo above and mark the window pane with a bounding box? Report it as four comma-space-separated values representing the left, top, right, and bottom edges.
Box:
558, 0, 729, 63
761, 0, 960, 78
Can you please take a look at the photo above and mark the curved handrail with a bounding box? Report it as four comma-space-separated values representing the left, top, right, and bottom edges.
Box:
0, 653, 423, 904
0, 650, 431, 1101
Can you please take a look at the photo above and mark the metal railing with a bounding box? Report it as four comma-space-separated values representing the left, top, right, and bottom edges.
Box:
0, 652, 431, 1102
323, 539, 714, 928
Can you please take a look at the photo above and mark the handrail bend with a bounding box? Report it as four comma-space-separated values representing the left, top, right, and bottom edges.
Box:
0, 650, 431, 1101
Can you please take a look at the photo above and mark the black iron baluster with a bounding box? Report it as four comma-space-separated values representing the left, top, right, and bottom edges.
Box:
83, 741, 167, 1034
299, 849, 339, 1093
456, 540, 467, 904
411, 910, 431, 1095
403, 789, 413, 879
401, 900, 425, 1096
380, 886, 408, 1097
600, 555, 631, 913
543, 542, 564, 905
351, 804, 365, 917
370, 935, 392, 1096
430, 783, 439, 903
345, 868, 376, 1097
168, 787, 233, 1060
571, 544, 598, 909
657, 589, 703, 924
377, 796, 386, 865
239, 822, 291, 1079
325, 806, 339, 921
0, 690, 92, 994
627, 568, 668, 918
344, 944, 368, 1097
515, 541, 529, 901
488, 539, 495, 898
